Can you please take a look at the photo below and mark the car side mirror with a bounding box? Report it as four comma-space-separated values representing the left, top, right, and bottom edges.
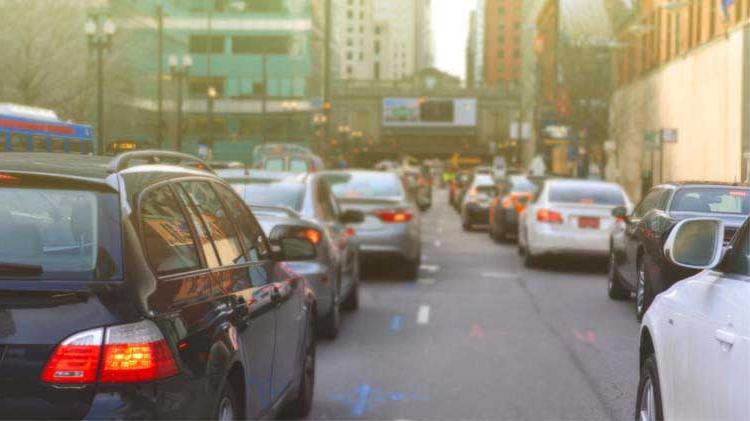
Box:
339, 209, 365, 224
611, 206, 629, 222
663, 218, 725, 270
269, 225, 317, 261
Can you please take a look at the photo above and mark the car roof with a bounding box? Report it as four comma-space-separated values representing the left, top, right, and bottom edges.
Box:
663, 181, 750, 189
0, 153, 112, 182
544, 178, 623, 189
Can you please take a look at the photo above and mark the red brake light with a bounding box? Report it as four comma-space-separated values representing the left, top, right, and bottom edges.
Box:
41, 320, 178, 385
376, 210, 413, 223
41, 328, 103, 384
537, 208, 563, 224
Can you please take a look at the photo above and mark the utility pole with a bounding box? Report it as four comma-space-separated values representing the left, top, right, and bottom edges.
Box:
261, 53, 268, 144
206, 2, 215, 152
156, 5, 164, 149
322, 0, 332, 152
85, 14, 116, 155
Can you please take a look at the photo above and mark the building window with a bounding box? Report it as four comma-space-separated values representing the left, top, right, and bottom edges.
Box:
232, 36, 291, 54
243, 0, 284, 13
374, 62, 380, 80
189, 35, 224, 54
347, 10, 353, 18
374, 41, 380, 54
498, 7, 505, 15
347, 51, 353, 59
347, 66, 353, 75
189, 77, 225, 97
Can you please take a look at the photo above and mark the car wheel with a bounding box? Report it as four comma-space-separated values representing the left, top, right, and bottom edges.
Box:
215, 381, 240, 421
635, 257, 653, 321
523, 233, 539, 268
496, 217, 507, 242
635, 355, 664, 421
319, 291, 340, 339
462, 212, 472, 231
342, 261, 360, 311
608, 250, 630, 300
285, 315, 316, 419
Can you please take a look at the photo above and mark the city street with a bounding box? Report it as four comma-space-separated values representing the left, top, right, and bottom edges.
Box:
312, 190, 640, 421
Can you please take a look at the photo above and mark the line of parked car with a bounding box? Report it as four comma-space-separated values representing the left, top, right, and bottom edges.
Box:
0, 145, 428, 420
450, 165, 750, 420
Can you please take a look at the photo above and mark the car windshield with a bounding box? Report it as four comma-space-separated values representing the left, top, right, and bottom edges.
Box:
264, 157, 285, 172
0, 186, 122, 281
510, 176, 539, 192
548, 184, 626, 206
324, 172, 404, 199
232, 182, 305, 211
671, 187, 750, 214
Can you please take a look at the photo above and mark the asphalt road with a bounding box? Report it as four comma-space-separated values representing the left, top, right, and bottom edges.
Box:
309, 190, 640, 421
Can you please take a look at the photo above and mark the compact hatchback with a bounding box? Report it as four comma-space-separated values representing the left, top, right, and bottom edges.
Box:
0, 152, 316, 420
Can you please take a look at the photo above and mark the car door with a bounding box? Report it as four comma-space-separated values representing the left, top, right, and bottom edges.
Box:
317, 179, 354, 296
621, 188, 664, 289
177, 181, 278, 416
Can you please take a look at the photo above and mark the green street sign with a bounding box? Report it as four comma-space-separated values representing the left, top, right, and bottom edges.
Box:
643, 131, 659, 149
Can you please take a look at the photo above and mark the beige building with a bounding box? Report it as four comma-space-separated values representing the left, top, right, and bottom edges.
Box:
334, 0, 433, 81
610, 0, 750, 201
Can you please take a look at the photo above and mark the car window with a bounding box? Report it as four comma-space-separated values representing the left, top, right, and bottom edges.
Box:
235, 181, 305, 211
289, 158, 309, 173
316, 181, 338, 221
180, 182, 246, 267
548, 184, 626, 206
670, 187, 750, 214
213, 183, 270, 263
633, 188, 663, 218
324, 172, 405, 199
172, 185, 220, 268
264, 157, 285, 172
140, 186, 201, 277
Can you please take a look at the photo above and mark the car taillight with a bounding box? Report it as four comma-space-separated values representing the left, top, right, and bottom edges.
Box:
300, 228, 322, 245
376, 210, 413, 223
537, 208, 563, 224
42, 320, 178, 385
41, 328, 103, 384
502, 196, 514, 209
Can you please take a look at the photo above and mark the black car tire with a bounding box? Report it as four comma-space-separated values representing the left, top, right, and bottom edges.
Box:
495, 216, 508, 242
284, 315, 316, 419
608, 250, 630, 300
635, 257, 655, 321
401, 255, 420, 280
319, 292, 340, 339
523, 248, 539, 268
342, 280, 359, 311
215, 380, 240, 421
635, 355, 664, 421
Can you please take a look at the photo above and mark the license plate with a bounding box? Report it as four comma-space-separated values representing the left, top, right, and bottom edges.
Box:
578, 217, 600, 229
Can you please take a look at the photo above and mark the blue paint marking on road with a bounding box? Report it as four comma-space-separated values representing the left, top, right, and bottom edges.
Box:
326, 383, 430, 417
390, 315, 403, 332
352, 383, 371, 417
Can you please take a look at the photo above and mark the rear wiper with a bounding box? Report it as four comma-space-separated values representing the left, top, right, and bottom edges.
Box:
0, 263, 43, 275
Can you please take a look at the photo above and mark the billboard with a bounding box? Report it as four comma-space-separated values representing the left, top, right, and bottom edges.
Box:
383, 98, 477, 127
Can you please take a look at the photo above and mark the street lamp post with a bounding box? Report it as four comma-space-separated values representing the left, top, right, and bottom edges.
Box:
169, 54, 193, 152
281, 101, 300, 140
85, 15, 116, 155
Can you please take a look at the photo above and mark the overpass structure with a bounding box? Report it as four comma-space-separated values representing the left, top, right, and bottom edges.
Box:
326, 68, 522, 166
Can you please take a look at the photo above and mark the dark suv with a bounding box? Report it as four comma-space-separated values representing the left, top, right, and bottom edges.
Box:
0, 152, 316, 420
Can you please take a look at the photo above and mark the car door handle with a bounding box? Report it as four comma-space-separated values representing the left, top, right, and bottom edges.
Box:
715, 329, 737, 347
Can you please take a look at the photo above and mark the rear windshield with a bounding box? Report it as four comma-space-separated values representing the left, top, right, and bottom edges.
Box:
264, 158, 285, 172
289, 158, 309, 174
233, 182, 305, 211
323, 173, 404, 199
0, 187, 122, 281
548, 184, 626, 206
671, 187, 750, 214
510, 176, 539, 193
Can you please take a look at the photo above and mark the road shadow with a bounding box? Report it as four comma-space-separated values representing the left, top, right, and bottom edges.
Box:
531, 256, 609, 275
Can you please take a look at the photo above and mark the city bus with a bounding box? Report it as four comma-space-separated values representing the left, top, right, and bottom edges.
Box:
0, 103, 95, 154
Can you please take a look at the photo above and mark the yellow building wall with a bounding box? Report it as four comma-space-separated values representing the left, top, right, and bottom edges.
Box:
610, 29, 744, 201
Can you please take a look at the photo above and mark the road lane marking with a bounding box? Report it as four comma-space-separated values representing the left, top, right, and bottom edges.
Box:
470, 323, 484, 339
574, 330, 596, 344
417, 305, 430, 325
417, 278, 436, 285
420, 264, 440, 273
390, 315, 403, 332
352, 383, 371, 417
481, 272, 517, 279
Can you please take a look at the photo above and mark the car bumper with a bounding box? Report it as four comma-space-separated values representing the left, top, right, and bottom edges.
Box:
283, 261, 334, 316
466, 203, 490, 224
357, 223, 420, 261
529, 224, 610, 256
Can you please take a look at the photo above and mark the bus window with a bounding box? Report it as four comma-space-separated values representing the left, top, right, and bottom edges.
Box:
68, 139, 81, 153
51, 138, 65, 153
10, 134, 28, 152
32, 136, 48, 152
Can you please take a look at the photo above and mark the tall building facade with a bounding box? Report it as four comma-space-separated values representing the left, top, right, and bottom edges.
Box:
334, 0, 433, 81
112, 0, 320, 160
470, 0, 523, 88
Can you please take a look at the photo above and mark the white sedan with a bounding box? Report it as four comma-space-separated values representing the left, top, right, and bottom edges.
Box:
517, 179, 632, 267
638, 216, 749, 420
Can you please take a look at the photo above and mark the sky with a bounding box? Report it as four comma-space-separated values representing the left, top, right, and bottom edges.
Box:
431, 0, 476, 79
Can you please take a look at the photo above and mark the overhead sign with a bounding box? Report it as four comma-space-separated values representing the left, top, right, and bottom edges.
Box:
661, 128, 678, 143
383, 98, 477, 127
